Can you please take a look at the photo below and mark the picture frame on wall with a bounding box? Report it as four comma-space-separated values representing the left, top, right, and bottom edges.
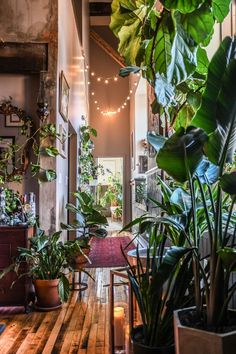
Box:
59, 71, 70, 122
0, 136, 15, 173
58, 124, 67, 159
5, 113, 24, 127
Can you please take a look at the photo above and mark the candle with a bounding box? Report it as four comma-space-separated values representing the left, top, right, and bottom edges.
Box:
114, 306, 125, 347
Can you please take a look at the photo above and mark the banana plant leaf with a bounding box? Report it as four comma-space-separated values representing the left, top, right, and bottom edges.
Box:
156, 126, 207, 182
220, 172, 236, 195
147, 131, 166, 153
192, 36, 236, 165
195, 159, 219, 184
218, 247, 236, 271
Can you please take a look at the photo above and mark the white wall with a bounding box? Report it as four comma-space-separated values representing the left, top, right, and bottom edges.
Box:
56, 0, 89, 233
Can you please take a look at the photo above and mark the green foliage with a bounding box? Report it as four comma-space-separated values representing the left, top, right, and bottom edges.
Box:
79, 124, 104, 189
0, 99, 64, 185
99, 173, 122, 208
0, 230, 85, 302
123, 219, 194, 347
110, 0, 232, 128
61, 190, 108, 242
148, 37, 236, 329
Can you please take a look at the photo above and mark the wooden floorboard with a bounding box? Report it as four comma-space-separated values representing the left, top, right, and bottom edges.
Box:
0, 231, 132, 354
0, 266, 130, 354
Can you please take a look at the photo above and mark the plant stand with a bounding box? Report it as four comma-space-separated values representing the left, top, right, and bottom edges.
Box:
70, 269, 88, 292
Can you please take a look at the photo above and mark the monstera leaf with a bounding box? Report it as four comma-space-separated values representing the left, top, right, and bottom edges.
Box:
192, 36, 236, 166
156, 126, 207, 182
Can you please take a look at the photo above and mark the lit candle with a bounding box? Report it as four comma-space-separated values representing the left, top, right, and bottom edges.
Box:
114, 306, 125, 347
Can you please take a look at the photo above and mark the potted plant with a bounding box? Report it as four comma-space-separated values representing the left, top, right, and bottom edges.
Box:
61, 190, 108, 263
100, 173, 122, 220
149, 36, 236, 354
122, 213, 194, 354
0, 229, 84, 310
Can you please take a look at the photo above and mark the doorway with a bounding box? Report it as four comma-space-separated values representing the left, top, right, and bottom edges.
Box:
96, 157, 124, 231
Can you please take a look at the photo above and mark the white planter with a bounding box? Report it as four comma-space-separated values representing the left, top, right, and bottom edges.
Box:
174, 308, 236, 354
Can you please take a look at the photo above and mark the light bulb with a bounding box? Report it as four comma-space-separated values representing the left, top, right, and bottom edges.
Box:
94, 100, 98, 104
114, 77, 118, 81
91, 92, 95, 95
127, 96, 130, 100
91, 72, 95, 76
97, 77, 101, 82
105, 79, 109, 84
130, 89, 133, 93
97, 107, 100, 110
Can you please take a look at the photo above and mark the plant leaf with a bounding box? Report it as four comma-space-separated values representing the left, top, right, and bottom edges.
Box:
213, 0, 232, 23
167, 13, 198, 85
119, 66, 140, 77
218, 247, 236, 271
147, 131, 166, 153
156, 126, 207, 182
192, 36, 236, 165
181, 4, 214, 44
220, 172, 236, 195
58, 274, 70, 302
161, 0, 204, 14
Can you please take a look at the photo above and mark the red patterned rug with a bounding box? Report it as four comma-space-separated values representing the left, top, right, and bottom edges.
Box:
85, 236, 135, 268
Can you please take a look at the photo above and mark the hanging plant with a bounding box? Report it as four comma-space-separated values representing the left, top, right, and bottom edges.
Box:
0, 98, 65, 184
79, 124, 104, 189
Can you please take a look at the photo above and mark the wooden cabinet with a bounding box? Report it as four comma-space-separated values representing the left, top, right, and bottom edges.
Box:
0, 225, 34, 311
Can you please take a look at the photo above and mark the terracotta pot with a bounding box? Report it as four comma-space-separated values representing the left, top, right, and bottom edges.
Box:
34, 279, 61, 310
73, 247, 90, 265
131, 326, 175, 354
174, 307, 236, 354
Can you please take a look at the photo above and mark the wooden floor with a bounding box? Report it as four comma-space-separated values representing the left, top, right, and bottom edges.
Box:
0, 267, 129, 354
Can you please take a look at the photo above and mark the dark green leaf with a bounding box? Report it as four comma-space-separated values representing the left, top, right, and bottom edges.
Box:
156, 126, 207, 182
220, 172, 236, 195
218, 247, 236, 271
192, 36, 236, 165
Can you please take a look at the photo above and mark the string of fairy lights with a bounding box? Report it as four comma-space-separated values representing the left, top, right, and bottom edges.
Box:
89, 69, 141, 116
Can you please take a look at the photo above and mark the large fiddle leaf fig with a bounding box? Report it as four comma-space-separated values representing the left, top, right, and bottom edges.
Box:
110, 0, 148, 65
213, 0, 232, 23
156, 126, 207, 182
167, 13, 198, 85
181, 4, 214, 44
192, 36, 236, 165
161, 0, 204, 13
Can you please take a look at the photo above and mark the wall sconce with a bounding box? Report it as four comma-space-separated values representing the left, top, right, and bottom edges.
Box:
37, 71, 50, 122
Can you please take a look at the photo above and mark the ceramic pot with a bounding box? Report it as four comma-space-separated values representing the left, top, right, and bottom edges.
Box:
131, 326, 175, 354
34, 279, 61, 311
174, 307, 236, 354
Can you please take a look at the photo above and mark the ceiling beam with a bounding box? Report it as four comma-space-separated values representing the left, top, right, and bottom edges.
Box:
90, 30, 126, 68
